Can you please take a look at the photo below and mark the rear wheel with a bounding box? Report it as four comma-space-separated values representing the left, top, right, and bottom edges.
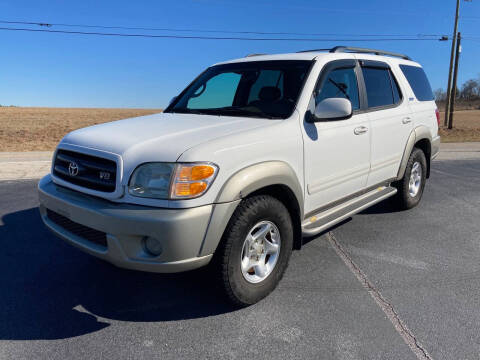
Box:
394, 147, 427, 210
214, 195, 293, 306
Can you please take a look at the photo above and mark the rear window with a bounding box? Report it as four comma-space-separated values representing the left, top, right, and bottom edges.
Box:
399, 65, 434, 101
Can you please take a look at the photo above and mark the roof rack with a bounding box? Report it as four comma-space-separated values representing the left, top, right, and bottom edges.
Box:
296, 48, 330, 53
245, 53, 267, 57
330, 46, 411, 60
297, 46, 411, 60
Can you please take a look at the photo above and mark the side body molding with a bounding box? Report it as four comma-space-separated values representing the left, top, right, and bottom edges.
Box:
199, 161, 304, 257
396, 125, 432, 180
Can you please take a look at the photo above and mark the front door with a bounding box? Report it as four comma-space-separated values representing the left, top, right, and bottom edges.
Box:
302, 60, 371, 215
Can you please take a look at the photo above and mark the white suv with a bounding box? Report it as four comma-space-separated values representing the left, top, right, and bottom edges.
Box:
38, 46, 440, 305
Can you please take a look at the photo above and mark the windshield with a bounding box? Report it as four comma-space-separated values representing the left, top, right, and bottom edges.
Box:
165, 60, 313, 119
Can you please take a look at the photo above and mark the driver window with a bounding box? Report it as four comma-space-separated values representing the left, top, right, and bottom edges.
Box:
316, 67, 360, 110
188, 72, 241, 109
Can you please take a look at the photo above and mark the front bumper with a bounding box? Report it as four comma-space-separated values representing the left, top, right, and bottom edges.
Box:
38, 175, 214, 273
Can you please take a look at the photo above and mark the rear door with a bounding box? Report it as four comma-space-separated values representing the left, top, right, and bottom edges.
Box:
358, 60, 413, 186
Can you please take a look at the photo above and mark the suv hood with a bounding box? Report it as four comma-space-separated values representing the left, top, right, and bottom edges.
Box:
60, 112, 273, 164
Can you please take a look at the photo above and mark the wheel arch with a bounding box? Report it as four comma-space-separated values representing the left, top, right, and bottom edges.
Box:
199, 161, 304, 256
397, 126, 432, 180
247, 184, 303, 250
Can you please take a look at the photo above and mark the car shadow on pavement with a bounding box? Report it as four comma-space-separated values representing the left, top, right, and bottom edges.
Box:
0, 207, 236, 341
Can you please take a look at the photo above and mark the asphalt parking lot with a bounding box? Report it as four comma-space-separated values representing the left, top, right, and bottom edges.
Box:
1, 158, 479, 359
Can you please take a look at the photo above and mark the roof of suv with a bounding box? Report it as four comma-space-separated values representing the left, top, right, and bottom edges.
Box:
215, 46, 420, 67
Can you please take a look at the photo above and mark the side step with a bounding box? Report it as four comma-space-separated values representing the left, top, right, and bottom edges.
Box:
302, 186, 397, 237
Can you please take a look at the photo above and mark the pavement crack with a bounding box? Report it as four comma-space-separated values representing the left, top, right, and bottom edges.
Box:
327, 231, 433, 360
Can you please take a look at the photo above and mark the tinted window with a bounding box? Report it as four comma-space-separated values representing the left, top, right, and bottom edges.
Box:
399, 65, 434, 101
316, 67, 360, 110
362, 67, 399, 108
188, 72, 241, 109
167, 60, 312, 119
391, 72, 402, 104
248, 70, 283, 103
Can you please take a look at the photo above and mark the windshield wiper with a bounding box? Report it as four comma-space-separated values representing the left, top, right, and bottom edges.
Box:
177, 107, 278, 119
207, 107, 278, 119
169, 108, 211, 115
170, 106, 279, 119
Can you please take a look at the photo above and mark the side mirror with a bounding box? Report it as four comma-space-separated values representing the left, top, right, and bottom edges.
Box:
311, 98, 353, 122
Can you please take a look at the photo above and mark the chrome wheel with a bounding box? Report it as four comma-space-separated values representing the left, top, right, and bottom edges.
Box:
408, 161, 422, 197
240, 221, 281, 284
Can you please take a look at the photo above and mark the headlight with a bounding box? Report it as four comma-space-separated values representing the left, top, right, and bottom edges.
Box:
128, 162, 218, 200
128, 163, 175, 199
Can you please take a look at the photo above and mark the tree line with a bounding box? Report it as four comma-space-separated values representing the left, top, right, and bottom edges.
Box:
434, 76, 480, 102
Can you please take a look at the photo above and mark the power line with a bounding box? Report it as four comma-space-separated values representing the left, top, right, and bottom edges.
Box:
0, 26, 449, 42
0, 19, 446, 38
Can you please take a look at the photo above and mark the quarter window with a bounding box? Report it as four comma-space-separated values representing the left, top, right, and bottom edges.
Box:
316, 67, 360, 110
362, 67, 402, 108
399, 65, 434, 101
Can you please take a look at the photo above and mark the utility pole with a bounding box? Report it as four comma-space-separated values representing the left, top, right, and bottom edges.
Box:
448, 32, 462, 129
444, 0, 461, 127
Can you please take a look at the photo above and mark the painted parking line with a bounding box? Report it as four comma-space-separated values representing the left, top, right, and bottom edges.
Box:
327, 232, 433, 360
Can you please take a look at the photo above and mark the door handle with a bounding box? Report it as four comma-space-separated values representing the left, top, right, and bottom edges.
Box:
354, 126, 368, 135
402, 117, 412, 124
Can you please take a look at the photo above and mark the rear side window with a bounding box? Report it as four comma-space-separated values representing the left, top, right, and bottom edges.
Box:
399, 65, 434, 101
362, 67, 402, 108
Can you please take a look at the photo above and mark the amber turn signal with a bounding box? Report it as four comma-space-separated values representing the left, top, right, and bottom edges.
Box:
174, 182, 208, 197
171, 163, 218, 199
178, 165, 215, 181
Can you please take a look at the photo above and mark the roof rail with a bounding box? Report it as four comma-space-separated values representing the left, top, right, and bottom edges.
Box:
330, 46, 411, 60
296, 48, 330, 53
245, 53, 267, 57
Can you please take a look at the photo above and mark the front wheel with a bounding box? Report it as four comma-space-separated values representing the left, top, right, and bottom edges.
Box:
214, 195, 293, 306
393, 147, 427, 210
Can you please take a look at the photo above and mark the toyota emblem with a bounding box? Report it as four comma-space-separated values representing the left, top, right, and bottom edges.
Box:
68, 162, 79, 177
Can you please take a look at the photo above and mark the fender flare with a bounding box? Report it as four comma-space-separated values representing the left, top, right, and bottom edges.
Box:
199, 161, 304, 256
397, 125, 432, 180
215, 161, 304, 211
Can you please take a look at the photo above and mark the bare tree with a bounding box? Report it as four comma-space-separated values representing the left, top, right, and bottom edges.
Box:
434, 88, 447, 101
460, 79, 479, 100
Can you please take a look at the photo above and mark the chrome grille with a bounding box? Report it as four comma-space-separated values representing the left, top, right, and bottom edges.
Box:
53, 149, 117, 192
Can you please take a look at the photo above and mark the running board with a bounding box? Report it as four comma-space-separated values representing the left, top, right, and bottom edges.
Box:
302, 186, 397, 237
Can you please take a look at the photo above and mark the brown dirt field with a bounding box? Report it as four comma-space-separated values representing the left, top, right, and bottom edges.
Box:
0, 107, 162, 151
0, 107, 478, 151
439, 110, 480, 143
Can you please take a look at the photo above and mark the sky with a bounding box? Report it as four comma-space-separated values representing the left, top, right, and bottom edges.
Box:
1, 0, 480, 108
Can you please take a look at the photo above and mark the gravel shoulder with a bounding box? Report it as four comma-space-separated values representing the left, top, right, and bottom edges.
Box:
1, 142, 479, 181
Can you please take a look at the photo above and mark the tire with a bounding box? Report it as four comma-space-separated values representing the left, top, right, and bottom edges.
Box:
213, 195, 293, 306
393, 147, 427, 210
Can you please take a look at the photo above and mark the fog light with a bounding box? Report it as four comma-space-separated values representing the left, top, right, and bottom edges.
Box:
143, 236, 162, 256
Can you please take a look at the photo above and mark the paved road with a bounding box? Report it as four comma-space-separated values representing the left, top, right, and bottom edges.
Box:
1, 158, 479, 359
